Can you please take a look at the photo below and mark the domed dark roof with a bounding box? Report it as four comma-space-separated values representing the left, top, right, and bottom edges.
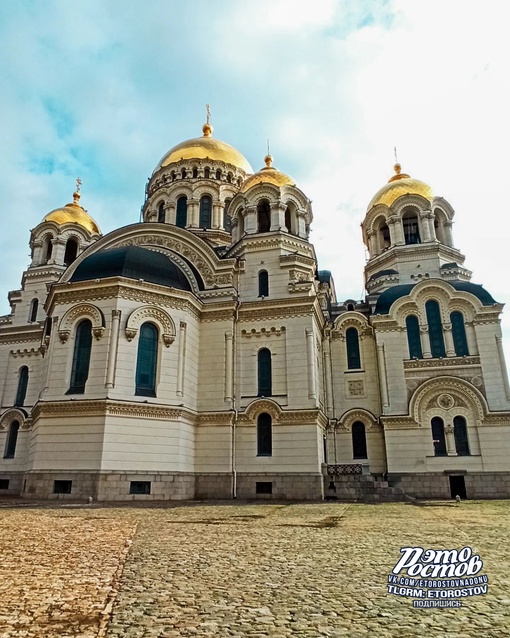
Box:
70, 246, 192, 291
374, 281, 497, 315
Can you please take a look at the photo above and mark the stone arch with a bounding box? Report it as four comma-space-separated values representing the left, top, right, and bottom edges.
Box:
242, 398, 283, 424
334, 312, 372, 339
125, 306, 176, 347
0, 407, 29, 431
338, 408, 379, 431
409, 376, 488, 425
58, 303, 105, 342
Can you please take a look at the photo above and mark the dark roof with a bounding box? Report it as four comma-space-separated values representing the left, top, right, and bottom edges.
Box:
441, 262, 459, 269
70, 246, 192, 291
367, 269, 398, 283
374, 280, 498, 315
318, 270, 332, 284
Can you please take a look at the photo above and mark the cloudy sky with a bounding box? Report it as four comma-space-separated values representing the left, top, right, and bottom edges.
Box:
1, 0, 509, 361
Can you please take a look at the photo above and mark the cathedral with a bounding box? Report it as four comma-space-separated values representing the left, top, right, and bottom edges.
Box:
1, 118, 509, 502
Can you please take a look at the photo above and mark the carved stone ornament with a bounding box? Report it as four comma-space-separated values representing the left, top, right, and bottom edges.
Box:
438, 393, 455, 410
125, 328, 138, 342
92, 327, 105, 341
162, 333, 175, 347
58, 330, 70, 343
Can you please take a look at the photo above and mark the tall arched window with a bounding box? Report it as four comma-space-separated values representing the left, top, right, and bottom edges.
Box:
257, 413, 272, 456
199, 195, 212, 228
223, 198, 232, 232
257, 199, 271, 233
64, 238, 78, 266
352, 421, 368, 459
257, 348, 272, 397
431, 416, 447, 456
285, 207, 291, 233
181, 168, 186, 179
403, 210, 421, 244
158, 202, 165, 223
204, 167, 210, 179
44, 236, 53, 262
68, 319, 92, 394
192, 167, 198, 178
135, 322, 158, 397
426, 300, 446, 358
15, 366, 29, 407
406, 315, 423, 359
216, 169, 222, 180
346, 327, 361, 370
258, 270, 269, 297
3, 421, 20, 459
28, 298, 39, 323
176, 196, 187, 228
450, 312, 469, 356
453, 416, 470, 456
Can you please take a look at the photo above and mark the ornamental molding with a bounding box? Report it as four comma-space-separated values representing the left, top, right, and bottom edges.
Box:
31, 399, 197, 422
239, 400, 326, 428
482, 413, 510, 426
337, 408, 379, 431
0, 325, 43, 345
241, 326, 286, 338
403, 355, 481, 370
197, 412, 235, 426
409, 376, 488, 423
125, 306, 176, 347
58, 303, 105, 342
0, 408, 30, 431
9, 348, 41, 358
381, 416, 420, 430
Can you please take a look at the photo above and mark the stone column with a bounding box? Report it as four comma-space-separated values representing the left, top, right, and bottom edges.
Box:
367, 229, 377, 257
42, 317, 59, 395
443, 322, 456, 357
225, 331, 234, 402
377, 344, 390, 409
244, 205, 257, 235
306, 329, 316, 400
212, 201, 222, 229
168, 202, 176, 225
419, 211, 433, 242
444, 220, 454, 247
270, 202, 286, 231
177, 321, 187, 397
388, 215, 404, 245
323, 333, 334, 416
188, 199, 199, 228
444, 424, 457, 456
106, 310, 121, 389
496, 336, 510, 400
420, 325, 432, 358
296, 211, 307, 238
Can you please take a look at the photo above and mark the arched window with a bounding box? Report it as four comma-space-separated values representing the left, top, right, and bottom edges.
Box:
431, 416, 447, 456
64, 238, 78, 266
181, 168, 186, 179
347, 303, 355, 312
227, 172, 233, 184
68, 319, 92, 394
171, 171, 176, 181
216, 169, 222, 181
192, 167, 198, 178
453, 416, 470, 456
257, 200, 271, 233
346, 327, 361, 370
157, 202, 165, 223
258, 270, 269, 297
403, 210, 421, 244
135, 322, 158, 397
15, 366, 29, 407
199, 195, 212, 228
204, 167, 210, 179
426, 300, 446, 358
257, 413, 272, 456
352, 421, 368, 459
28, 298, 39, 323
257, 348, 272, 397
406, 315, 423, 359
176, 196, 187, 228
434, 210, 447, 244
3, 421, 20, 459
450, 312, 469, 356
285, 207, 291, 233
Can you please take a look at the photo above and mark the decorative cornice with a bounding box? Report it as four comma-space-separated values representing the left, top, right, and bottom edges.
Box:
9, 348, 41, 358
241, 326, 286, 338
381, 416, 420, 429
482, 413, 510, 426
403, 355, 481, 369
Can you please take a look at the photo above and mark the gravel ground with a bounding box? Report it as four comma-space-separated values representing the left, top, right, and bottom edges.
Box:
0, 499, 509, 637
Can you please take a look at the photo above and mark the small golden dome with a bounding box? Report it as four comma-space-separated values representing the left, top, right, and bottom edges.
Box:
367, 164, 433, 210
240, 155, 295, 193
43, 189, 100, 235
155, 123, 253, 174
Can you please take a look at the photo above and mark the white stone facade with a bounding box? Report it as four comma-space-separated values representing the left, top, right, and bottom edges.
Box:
1, 133, 509, 501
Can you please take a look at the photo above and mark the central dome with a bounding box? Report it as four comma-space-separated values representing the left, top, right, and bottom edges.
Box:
367, 164, 433, 211
154, 123, 253, 174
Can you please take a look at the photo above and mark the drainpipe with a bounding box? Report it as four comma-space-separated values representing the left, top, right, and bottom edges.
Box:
231, 259, 241, 498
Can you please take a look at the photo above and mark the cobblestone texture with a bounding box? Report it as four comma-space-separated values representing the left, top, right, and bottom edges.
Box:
0, 500, 509, 637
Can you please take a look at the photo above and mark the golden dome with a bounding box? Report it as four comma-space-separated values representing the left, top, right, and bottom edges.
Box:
368, 163, 433, 210
43, 189, 100, 235
155, 123, 253, 174
240, 155, 295, 192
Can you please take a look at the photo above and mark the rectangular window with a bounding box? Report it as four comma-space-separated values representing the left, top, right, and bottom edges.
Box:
130, 481, 151, 495
53, 480, 72, 494
0, 479, 10, 490
256, 481, 272, 495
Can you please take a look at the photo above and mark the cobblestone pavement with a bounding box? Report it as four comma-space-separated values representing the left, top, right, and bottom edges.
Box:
0, 500, 509, 637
